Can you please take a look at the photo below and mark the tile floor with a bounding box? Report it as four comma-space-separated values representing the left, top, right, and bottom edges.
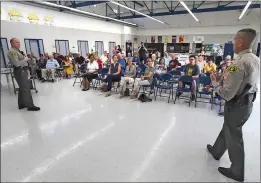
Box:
1, 78, 260, 182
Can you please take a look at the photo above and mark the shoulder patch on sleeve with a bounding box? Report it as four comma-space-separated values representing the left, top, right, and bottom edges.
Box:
9, 51, 17, 56
229, 65, 239, 73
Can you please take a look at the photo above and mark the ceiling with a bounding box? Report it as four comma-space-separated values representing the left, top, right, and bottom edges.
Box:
36, 1, 261, 28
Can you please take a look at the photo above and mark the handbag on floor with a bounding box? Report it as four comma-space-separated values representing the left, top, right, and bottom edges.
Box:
138, 93, 152, 103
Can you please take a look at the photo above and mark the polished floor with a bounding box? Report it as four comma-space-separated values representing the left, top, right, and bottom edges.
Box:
1, 78, 260, 182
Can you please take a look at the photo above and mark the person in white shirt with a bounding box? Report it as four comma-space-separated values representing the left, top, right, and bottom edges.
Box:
42, 55, 59, 83
100, 51, 108, 64
82, 53, 99, 91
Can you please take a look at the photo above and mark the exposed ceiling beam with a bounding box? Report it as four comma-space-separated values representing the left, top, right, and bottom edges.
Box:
132, 1, 144, 7
163, 1, 171, 12
71, 1, 107, 8
123, 1, 134, 15
120, 3, 260, 19
196, 1, 205, 9
106, 3, 120, 18
222, 1, 234, 7
173, 2, 180, 11
143, 1, 152, 14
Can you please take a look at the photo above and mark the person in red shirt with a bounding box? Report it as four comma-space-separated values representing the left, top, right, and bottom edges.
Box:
169, 54, 180, 70
95, 55, 103, 69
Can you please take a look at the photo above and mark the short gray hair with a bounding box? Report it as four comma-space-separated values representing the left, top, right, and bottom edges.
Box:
225, 55, 231, 60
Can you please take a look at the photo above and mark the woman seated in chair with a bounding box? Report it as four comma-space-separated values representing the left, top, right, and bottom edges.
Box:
154, 57, 167, 77
63, 56, 73, 78
82, 53, 99, 91
99, 55, 121, 97
119, 58, 137, 98
131, 58, 155, 99
177, 55, 200, 101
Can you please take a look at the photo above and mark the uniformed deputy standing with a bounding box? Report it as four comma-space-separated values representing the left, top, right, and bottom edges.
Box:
7, 38, 40, 111
207, 29, 259, 182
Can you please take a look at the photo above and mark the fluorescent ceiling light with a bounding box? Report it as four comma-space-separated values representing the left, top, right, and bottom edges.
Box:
180, 1, 200, 22
37, 1, 136, 26
239, 1, 252, 20
110, 1, 165, 24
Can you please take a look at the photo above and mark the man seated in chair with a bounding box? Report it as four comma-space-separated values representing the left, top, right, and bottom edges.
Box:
75, 53, 86, 74
203, 56, 217, 75
177, 55, 200, 101
130, 58, 155, 99
81, 53, 99, 91
119, 58, 137, 98
42, 55, 59, 83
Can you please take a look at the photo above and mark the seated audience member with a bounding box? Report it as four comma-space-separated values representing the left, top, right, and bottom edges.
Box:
95, 55, 103, 69
99, 55, 121, 97
82, 53, 99, 91
56, 53, 64, 65
68, 53, 73, 61
105, 54, 112, 67
169, 54, 179, 70
63, 56, 73, 78
196, 55, 205, 74
177, 55, 200, 101
44, 52, 49, 60
42, 55, 60, 83
119, 58, 137, 98
164, 51, 171, 65
217, 55, 232, 72
132, 52, 140, 65
27, 53, 37, 78
101, 51, 108, 64
203, 57, 216, 74
131, 58, 155, 99
75, 53, 86, 74
36, 54, 46, 80
155, 57, 167, 76
152, 54, 158, 67
117, 54, 126, 75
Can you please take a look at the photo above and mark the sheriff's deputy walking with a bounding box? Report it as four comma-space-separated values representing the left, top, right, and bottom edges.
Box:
7, 38, 40, 111
208, 29, 259, 182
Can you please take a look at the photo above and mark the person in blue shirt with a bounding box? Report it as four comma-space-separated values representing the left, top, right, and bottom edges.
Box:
41, 55, 59, 83
117, 54, 126, 75
132, 52, 140, 65
164, 51, 172, 65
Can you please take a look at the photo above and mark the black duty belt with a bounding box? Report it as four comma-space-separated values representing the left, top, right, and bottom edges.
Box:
13, 66, 29, 70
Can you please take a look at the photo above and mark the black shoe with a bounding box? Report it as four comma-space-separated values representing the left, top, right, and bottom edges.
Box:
41, 79, 46, 83
51, 79, 54, 83
218, 112, 224, 116
82, 88, 89, 91
207, 144, 220, 160
191, 94, 195, 101
27, 106, 40, 111
218, 167, 244, 182
19, 106, 26, 110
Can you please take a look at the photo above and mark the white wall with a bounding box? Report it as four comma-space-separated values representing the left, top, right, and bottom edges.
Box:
1, 1, 137, 54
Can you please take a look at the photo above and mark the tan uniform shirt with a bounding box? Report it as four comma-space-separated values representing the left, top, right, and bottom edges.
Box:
7, 47, 29, 67
212, 49, 260, 101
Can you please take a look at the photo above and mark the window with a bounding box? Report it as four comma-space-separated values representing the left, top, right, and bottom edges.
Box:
24, 39, 45, 58
78, 40, 89, 57
108, 42, 116, 55
0, 38, 9, 68
55, 40, 70, 56
95, 41, 104, 56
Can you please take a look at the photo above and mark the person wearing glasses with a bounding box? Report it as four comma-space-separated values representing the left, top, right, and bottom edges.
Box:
177, 55, 200, 101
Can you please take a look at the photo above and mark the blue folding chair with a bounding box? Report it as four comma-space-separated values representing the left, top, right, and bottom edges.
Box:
174, 75, 193, 106
195, 76, 214, 109
154, 73, 174, 103
93, 68, 109, 89
137, 64, 146, 78
177, 65, 185, 72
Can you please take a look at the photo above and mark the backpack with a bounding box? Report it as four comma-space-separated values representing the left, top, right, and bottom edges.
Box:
124, 88, 130, 96
101, 84, 108, 92
138, 93, 152, 103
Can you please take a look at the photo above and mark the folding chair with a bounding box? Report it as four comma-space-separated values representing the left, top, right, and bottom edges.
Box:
93, 68, 109, 89
195, 76, 214, 109
174, 75, 193, 106
72, 65, 86, 87
154, 73, 174, 103
177, 65, 185, 72
168, 70, 181, 98
136, 64, 146, 78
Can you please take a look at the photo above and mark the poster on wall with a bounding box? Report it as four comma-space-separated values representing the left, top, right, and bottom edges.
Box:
151, 36, 155, 43
158, 36, 162, 43
164, 36, 169, 43
172, 36, 177, 43
179, 35, 185, 43
27, 13, 40, 24
8, 9, 23, 21
43, 16, 54, 25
